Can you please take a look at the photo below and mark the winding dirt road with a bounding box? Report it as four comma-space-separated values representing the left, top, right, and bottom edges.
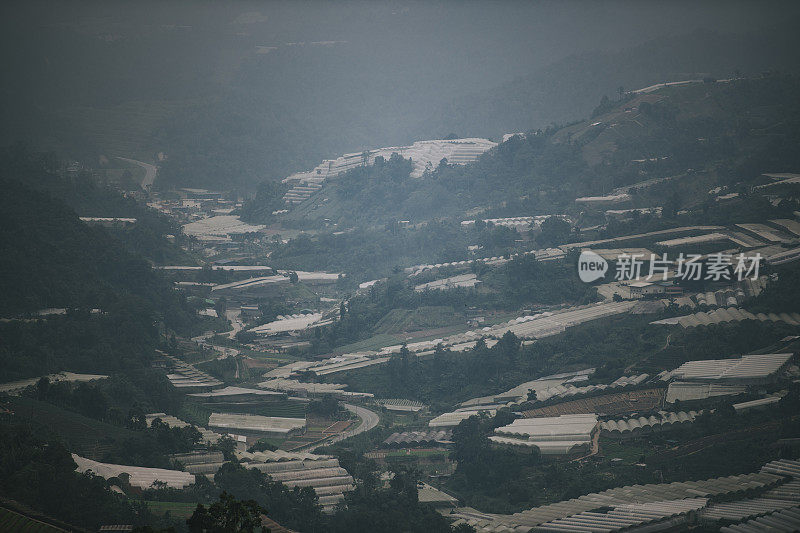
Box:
117, 157, 157, 189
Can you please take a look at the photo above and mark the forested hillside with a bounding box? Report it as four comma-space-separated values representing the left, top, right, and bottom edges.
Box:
249, 75, 800, 231
0, 153, 205, 380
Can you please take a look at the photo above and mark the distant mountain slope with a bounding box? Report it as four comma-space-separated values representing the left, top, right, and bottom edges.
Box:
1, 146, 196, 265
254, 74, 800, 228
0, 155, 195, 326
421, 28, 800, 140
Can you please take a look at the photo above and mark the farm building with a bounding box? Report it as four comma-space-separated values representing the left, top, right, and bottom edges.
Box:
188, 386, 286, 403
736, 223, 795, 243
665, 382, 747, 403
248, 313, 332, 336
753, 244, 800, 266
237, 450, 353, 511
489, 414, 599, 456
719, 507, 800, 532
281, 138, 496, 204
285, 271, 342, 285
145, 413, 222, 444
460, 369, 596, 408
303, 354, 390, 376
667, 353, 794, 385
627, 280, 665, 298
652, 307, 800, 329
575, 193, 632, 204
210, 276, 291, 300
263, 361, 317, 379
586, 247, 653, 262
453, 464, 788, 532
529, 498, 708, 532
460, 215, 567, 231
382, 429, 453, 448
163, 355, 222, 390
600, 411, 701, 439
79, 217, 137, 227
429, 409, 497, 428
375, 399, 426, 412
655, 232, 732, 247
732, 392, 787, 413
182, 215, 265, 238
534, 373, 649, 403
604, 207, 662, 221
208, 413, 305, 438
414, 273, 480, 292
257, 378, 373, 399
169, 451, 226, 475
72, 455, 195, 489
240, 305, 261, 318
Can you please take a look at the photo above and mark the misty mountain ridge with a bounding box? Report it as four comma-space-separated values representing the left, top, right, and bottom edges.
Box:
244, 73, 800, 233
2, 7, 799, 191
421, 26, 800, 140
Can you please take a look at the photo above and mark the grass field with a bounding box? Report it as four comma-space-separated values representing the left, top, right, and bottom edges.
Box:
373, 306, 462, 334
0, 507, 67, 532
598, 440, 650, 464
332, 333, 402, 353
136, 500, 198, 519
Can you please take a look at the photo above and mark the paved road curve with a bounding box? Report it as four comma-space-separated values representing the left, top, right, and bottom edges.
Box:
117, 156, 157, 189
309, 403, 380, 451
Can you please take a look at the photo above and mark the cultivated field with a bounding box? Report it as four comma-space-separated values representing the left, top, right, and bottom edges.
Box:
521, 388, 666, 418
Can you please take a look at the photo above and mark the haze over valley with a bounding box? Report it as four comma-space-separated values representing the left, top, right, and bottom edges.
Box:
2, 2, 800, 532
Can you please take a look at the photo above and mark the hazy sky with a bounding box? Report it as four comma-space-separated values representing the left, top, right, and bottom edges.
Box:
2, 0, 799, 182
6, 1, 799, 84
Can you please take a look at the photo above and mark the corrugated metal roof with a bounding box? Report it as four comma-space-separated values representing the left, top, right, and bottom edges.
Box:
458, 471, 783, 532
535, 374, 649, 403
701, 497, 799, 522
720, 506, 800, 532
208, 413, 305, 433
666, 382, 748, 403
671, 353, 792, 381
72, 454, 195, 489
601, 411, 700, 434
237, 452, 354, 511
761, 459, 800, 478
430, 410, 496, 427
383, 429, 453, 446
531, 498, 707, 532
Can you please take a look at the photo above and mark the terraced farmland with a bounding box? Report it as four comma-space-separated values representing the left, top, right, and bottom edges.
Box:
178, 398, 307, 428
521, 388, 666, 418
374, 306, 462, 334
